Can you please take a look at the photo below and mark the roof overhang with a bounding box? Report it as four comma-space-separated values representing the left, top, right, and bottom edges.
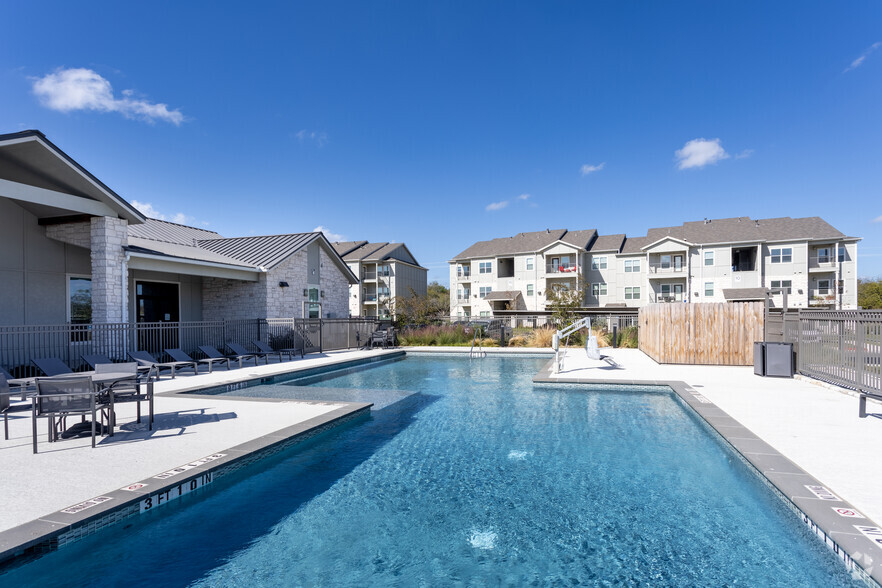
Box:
0, 131, 146, 224
642, 236, 694, 251
127, 250, 261, 281
537, 240, 584, 254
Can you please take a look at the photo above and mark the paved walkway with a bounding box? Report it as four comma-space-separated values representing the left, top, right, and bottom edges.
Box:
0, 348, 398, 533
545, 346, 882, 526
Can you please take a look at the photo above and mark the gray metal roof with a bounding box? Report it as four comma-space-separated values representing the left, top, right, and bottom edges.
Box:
452, 229, 599, 260
198, 233, 320, 268
588, 234, 626, 253
723, 287, 768, 301
128, 218, 222, 245
126, 237, 256, 268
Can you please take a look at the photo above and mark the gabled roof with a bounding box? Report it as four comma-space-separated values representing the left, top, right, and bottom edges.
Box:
451, 228, 597, 260
198, 233, 319, 268
588, 234, 626, 253
643, 216, 852, 245
128, 218, 221, 245
620, 236, 651, 254
333, 241, 424, 267
331, 241, 369, 258
0, 129, 146, 224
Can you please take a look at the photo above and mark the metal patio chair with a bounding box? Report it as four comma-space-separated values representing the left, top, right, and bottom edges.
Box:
199, 345, 257, 369
166, 348, 230, 373
128, 350, 197, 379
94, 362, 155, 431
32, 375, 109, 453
253, 339, 300, 361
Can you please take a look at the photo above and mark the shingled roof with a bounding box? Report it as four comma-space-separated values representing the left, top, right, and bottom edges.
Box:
642, 216, 849, 247
451, 228, 597, 260
332, 241, 422, 267
588, 234, 626, 253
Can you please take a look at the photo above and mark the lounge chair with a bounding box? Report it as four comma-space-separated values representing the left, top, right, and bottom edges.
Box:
227, 342, 272, 365
199, 345, 257, 369
94, 362, 154, 430
32, 357, 74, 377
1, 373, 12, 440
32, 375, 109, 453
253, 340, 300, 361
127, 350, 198, 379
81, 354, 114, 370
166, 348, 230, 373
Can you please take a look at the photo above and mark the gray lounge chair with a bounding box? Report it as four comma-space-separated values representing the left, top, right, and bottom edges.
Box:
253, 340, 300, 361
82, 354, 114, 370
32, 375, 108, 453
227, 343, 271, 365
127, 350, 198, 379
32, 357, 74, 377
199, 345, 257, 369
166, 348, 230, 373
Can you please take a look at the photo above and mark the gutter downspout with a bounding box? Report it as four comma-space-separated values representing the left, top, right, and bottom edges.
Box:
122, 252, 130, 323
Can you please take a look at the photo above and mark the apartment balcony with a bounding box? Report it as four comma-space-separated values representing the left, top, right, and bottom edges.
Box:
363, 294, 378, 303
651, 293, 686, 303
809, 294, 836, 307
545, 262, 579, 276
456, 268, 472, 279
362, 270, 377, 280
647, 262, 686, 278
456, 294, 471, 302
808, 256, 837, 272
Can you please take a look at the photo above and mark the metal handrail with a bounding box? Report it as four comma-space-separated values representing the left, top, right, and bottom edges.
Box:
469, 326, 486, 359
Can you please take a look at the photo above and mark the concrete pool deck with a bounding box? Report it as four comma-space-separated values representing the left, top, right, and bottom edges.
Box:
0, 348, 401, 562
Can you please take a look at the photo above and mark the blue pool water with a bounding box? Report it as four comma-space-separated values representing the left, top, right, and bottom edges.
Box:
4, 355, 861, 586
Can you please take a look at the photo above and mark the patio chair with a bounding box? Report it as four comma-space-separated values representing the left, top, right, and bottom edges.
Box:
32, 357, 74, 377
1, 373, 12, 440
128, 350, 198, 379
199, 345, 257, 369
166, 348, 230, 373
1, 366, 32, 401
384, 327, 396, 347
32, 375, 109, 453
227, 342, 271, 365
370, 330, 388, 349
94, 362, 155, 430
253, 339, 300, 361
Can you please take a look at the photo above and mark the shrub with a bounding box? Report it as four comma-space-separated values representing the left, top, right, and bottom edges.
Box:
398, 324, 474, 346
529, 327, 556, 348
507, 335, 530, 347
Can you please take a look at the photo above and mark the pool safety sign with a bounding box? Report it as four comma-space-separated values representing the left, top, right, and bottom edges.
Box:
140, 472, 213, 513
833, 507, 864, 519
855, 526, 882, 547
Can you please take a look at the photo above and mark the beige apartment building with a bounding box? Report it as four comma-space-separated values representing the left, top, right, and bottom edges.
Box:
449, 217, 859, 316
332, 241, 428, 318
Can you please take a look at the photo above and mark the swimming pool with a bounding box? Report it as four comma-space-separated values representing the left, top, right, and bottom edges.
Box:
3, 355, 862, 586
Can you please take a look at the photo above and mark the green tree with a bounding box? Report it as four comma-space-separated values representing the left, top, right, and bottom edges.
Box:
426, 281, 450, 309
545, 279, 586, 328
858, 278, 882, 309
392, 287, 449, 326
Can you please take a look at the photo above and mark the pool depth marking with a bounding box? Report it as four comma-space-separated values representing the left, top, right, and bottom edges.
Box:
60, 496, 113, 515
141, 472, 213, 513
153, 453, 226, 480
805, 485, 841, 501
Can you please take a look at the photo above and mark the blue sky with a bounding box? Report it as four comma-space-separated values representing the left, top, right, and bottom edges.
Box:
2, 1, 881, 285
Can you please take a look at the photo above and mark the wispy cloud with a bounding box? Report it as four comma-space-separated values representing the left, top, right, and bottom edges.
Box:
580, 162, 605, 176
845, 42, 881, 72
517, 193, 530, 201
675, 138, 729, 170
296, 130, 329, 147
485, 201, 509, 212
32, 68, 184, 125
872, 215, 882, 223
313, 225, 346, 241
735, 149, 754, 159
131, 200, 196, 225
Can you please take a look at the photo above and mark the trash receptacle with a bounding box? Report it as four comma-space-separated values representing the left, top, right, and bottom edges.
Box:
764, 342, 794, 378
754, 342, 765, 376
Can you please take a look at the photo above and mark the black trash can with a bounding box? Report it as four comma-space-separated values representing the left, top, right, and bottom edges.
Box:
764, 342, 794, 378
754, 342, 765, 376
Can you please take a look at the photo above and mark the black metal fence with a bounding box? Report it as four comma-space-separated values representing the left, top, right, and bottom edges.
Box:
0, 317, 382, 377
770, 309, 882, 396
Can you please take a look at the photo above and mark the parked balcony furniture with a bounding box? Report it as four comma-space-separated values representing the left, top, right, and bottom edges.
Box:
546, 263, 579, 274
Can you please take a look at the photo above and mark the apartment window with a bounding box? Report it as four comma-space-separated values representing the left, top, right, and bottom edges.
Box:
526, 258, 534, 271
624, 259, 641, 273
817, 279, 831, 295
68, 277, 92, 324
479, 286, 493, 298
378, 286, 390, 297
771, 280, 792, 294
661, 284, 671, 296
770, 248, 792, 263
660, 255, 671, 269
526, 284, 534, 296
592, 256, 607, 270
378, 264, 391, 277
479, 262, 492, 274
704, 251, 714, 266
838, 248, 846, 262
592, 283, 607, 296
704, 282, 714, 297
624, 286, 641, 300
479, 311, 490, 317
458, 264, 471, 278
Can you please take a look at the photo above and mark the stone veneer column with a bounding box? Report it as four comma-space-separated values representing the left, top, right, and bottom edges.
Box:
90, 216, 128, 324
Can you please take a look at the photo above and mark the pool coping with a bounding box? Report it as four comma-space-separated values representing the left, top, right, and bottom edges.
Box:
533, 358, 882, 587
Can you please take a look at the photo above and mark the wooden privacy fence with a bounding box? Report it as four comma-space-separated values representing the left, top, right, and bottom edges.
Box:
639, 302, 765, 365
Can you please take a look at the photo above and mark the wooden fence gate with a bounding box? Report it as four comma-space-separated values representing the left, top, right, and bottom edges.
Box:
638, 302, 765, 365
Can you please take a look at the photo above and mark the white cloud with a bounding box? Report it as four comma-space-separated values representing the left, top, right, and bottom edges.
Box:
675, 138, 729, 170
296, 129, 329, 147
845, 42, 881, 72
313, 225, 346, 241
872, 215, 882, 223
735, 149, 754, 159
517, 193, 530, 201
580, 162, 605, 176
32, 68, 184, 125
485, 201, 509, 211
131, 200, 195, 225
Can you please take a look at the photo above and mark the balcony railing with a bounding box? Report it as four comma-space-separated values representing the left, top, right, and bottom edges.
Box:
545, 263, 579, 274
456, 294, 471, 301
457, 268, 471, 278
647, 262, 685, 274
652, 294, 685, 303
363, 294, 378, 302
809, 255, 837, 270
362, 271, 377, 280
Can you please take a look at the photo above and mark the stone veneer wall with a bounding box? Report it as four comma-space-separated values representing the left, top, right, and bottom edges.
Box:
90, 217, 128, 323
319, 248, 351, 318
45, 221, 91, 249
202, 275, 268, 320
266, 250, 309, 318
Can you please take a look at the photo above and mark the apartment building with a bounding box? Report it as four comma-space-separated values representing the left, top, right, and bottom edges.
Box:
449, 217, 859, 316
332, 241, 428, 318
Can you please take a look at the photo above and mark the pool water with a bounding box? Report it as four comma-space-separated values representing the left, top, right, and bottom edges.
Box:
3, 355, 861, 586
